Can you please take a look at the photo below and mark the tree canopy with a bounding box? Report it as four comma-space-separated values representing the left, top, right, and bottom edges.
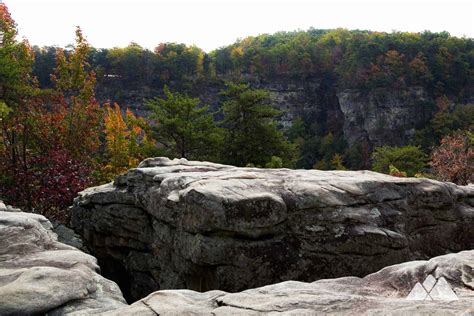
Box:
1, 1, 473, 220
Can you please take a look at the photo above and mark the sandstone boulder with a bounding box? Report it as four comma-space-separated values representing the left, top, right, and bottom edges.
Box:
0, 205, 126, 315
71, 157, 474, 301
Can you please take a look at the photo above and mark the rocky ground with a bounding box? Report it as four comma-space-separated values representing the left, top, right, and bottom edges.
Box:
2, 155, 474, 315
1, 204, 473, 314
104, 250, 474, 315
71, 157, 474, 301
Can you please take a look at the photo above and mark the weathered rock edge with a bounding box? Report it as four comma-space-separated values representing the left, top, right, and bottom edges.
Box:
0, 203, 127, 315
71, 157, 474, 301
104, 250, 474, 315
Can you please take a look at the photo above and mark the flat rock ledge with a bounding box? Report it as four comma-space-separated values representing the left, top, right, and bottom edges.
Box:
0, 204, 127, 315
71, 157, 474, 301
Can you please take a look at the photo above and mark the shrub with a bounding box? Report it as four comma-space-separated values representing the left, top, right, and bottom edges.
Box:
372, 145, 427, 176
431, 133, 473, 185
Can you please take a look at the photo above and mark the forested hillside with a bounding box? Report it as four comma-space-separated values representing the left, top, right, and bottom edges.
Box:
1, 1, 472, 219
34, 29, 473, 99
32, 28, 473, 168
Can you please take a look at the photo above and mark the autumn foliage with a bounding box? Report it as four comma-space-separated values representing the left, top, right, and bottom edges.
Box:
4, 148, 93, 223
0, 4, 146, 222
99, 102, 155, 182
50, 28, 102, 161
0, 26, 99, 221
431, 133, 473, 185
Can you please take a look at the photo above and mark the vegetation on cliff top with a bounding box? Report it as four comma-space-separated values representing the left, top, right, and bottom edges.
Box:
32, 28, 473, 102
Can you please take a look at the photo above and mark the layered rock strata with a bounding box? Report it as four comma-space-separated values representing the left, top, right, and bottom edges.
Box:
1, 198, 474, 315
71, 157, 474, 301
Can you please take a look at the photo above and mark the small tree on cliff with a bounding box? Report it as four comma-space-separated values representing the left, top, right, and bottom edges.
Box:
146, 86, 223, 160
220, 83, 295, 167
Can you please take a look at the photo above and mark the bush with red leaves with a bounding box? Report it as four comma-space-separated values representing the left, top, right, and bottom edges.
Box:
430, 133, 473, 185
1, 148, 92, 223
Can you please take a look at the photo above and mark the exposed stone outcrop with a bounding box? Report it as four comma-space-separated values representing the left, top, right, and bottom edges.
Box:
110, 76, 458, 152
338, 87, 434, 147
2, 201, 473, 314
0, 203, 126, 315
71, 157, 474, 302
0, 200, 21, 212
104, 250, 474, 315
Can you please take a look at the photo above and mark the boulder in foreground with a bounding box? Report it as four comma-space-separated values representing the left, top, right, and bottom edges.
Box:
0, 203, 126, 315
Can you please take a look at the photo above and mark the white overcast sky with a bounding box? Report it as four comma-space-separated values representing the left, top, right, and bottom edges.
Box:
3, 0, 474, 52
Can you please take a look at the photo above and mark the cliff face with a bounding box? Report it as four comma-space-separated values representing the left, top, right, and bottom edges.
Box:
71, 157, 474, 302
105, 250, 474, 315
258, 78, 345, 135
337, 87, 434, 147
102, 76, 452, 151
258, 79, 435, 148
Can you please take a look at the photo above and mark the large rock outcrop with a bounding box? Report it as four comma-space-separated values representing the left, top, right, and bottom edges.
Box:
105, 250, 474, 315
71, 157, 474, 302
2, 199, 473, 314
0, 202, 126, 315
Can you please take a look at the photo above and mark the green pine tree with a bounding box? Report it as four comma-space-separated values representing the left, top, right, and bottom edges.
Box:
146, 86, 223, 160
220, 82, 295, 167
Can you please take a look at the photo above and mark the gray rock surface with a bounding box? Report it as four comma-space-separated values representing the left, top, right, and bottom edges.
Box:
337, 87, 432, 148
0, 206, 126, 315
1, 199, 474, 315
52, 220, 88, 252
71, 157, 474, 301
105, 250, 474, 315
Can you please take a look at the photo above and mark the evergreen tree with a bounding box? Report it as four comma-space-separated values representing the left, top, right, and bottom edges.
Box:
220, 83, 294, 167
146, 86, 223, 160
